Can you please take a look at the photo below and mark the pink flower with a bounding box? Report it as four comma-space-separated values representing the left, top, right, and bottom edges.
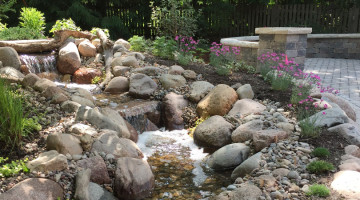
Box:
322, 112, 326, 115
324, 104, 328, 108
288, 104, 292, 107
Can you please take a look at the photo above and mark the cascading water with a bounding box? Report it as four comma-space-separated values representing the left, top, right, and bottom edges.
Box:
20, 53, 57, 74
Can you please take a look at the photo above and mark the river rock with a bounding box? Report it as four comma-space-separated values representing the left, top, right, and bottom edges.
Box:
228, 99, 266, 118
236, 84, 254, 99
182, 70, 196, 80
69, 123, 97, 136
232, 120, 263, 142
41, 86, 67, 100
114, 38, 131, 50
126, 120, 138, 143
78, 39, 97, 57
196, 84, 238, 118
111, 57, 123, 67
276, 122, 295, 133
0, 67, 24, 79
256, 175, 276, 187
22, 73, 40, 87
61, 100, 82, 113
163, 92, 188, 130
305, 107, 349, 127
104, 76, 129, 94
88, 182, 118, 200
113, 44, 127, 54
71, 95, 95, 107
114, 157, 154, 200
231, 152, 262, 180
77, 156, 111, 184
168, 65, 184, 75
33, 78, 57, 92
328, 123, 360, 145
91, 39, 101, 48
47, 133, 83, 155
331, 170, 360, 199
127, 52, 145, 60
159, 74, 186, 89
207, 143, 250, 170
91, 131, 143, 159
57, 41, 81, 74
76, 106, 131, 138
188, 81, 214, 103
73, 67, 102, 84
345, 145, 360, 157
272, 168, 290, 178
228, 183, 262, 200
194, 115, 233, 148
0, 47, 21, 70
253, 129, 289, 151
74, 169, 91, 200
27, 150, 68, 172
66, 87, 94, 102
129, 73, 157, 98
121, 56, 138, 67
112, 66, 131, 77
0, 178, 63, 200
132, 66, 161, 76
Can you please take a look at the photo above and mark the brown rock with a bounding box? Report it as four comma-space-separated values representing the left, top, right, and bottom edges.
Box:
41, 86, 67, 99
112, 66, 131, 77
27, 150, 68, 172
125, 121, 138, 143
46, 133, 83, 155
57, 41, 81, 74
22, 73, 40, 87
104, 76, 129, 94
77, 156, 111, 184
73, 67, 102, 84
78, 39, 97, 57
163, 92, 188, 130
253, 129, 289, 151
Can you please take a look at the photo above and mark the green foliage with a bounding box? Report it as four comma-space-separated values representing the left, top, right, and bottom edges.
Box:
307, 160, 334, 174
176, 53, 193, 66
128, 35, 148, 52
299, 117, 321, 138
91, 76, 102, 84
189, 117, 208, 137
0, 27, 45, 40
266, 71, 293, 91
150, 0, 201, 37
306, 184, 330, 197
49, 18, 81, 35
215, 64, 232, 76
23, 118, 42, 135
233, 61, 256, 74
0, 0, 16, 20
19, 7, 46, 34
90, 27, 110, 38
100, 16, 131, 40
152, 36, 177, 60
312, 147, 330, 158
0, 157, 29, 177
0, 20, 7, 31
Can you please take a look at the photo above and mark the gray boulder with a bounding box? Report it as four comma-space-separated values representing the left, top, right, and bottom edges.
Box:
26, 150, 68, 172
231, 152, 262, 180
33, 78, 57, 92
305, 107, 349, 127
74, 169, 91, 200
132, 66, 161, 76
188, 81, 214, 103
0, 67, 24, 79
46, 133, 83, 155
112, 66, 131, 77
88, 182, 118, 200
207, 143, 250, 170
0, 47, 21, 70
104, 76, 129, 94
228, 99, 266, 118
57, 41, 81, 74
22, 73, 40, 87
231, 120, 263, 142
111, 57, 123, 67
168, 65, 184, 75
236, 84, 254, 99
159, 74, 186, 89
129, 73, 157, 98
182, 70, 197, 80
121, 56, 138, 67
77, 156, 111, 185
328, 122, 360, 146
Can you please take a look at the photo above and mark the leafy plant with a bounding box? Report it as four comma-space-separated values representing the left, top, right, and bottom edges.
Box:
128, 35, 148, 52
307, 160, 334, 174
312, 147, 330, 158
91, 76, 102, 84
188, 117, 208, 137
299, 116, 321, 138
175, 53, 193, 66
0, 157, 29, 177
0, 27, 46, 40
90, 27, 110, 38
233, 61, 256, 74
49, 18, 81, 35
152, 36, 177, 59
23, 118, 42, 135
267, 71, 293, 91
19, 7, 46, 35
0, 20, 7, 31
306, 184, 330, 197
0, 0, 16, 20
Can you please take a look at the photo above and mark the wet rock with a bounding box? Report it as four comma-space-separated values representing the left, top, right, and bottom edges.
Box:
22, 73, 40, 87
129, 73, 157, 98
61, 100, 82, 113
121, 56, 138, 67
328, 123, 360, 146
0, 47, 21, 70
232, 120, 263, 142
196, 84, 238, 118
78, 39, 97, 57
73, 67, 102, 84
231, 152, 262, 180
228, 99, 266, 118
182, 70, 196, 80
57, 41, 81, 74
91, 131, 143, 159
132, 66, 161, 76
114, 157, 154, 200
305, 107, 349, 127
0, 67, 24, 79
253, 129, 288, 151
188, 81, 214, 103
236, 84, 254, 99
114, 38, 131, 50
88, 182, 118, 200
168, 65, 184, 75
104, 76, 129, 94
163, 92, 188, 130
0, 178, 63, 200
194, 115, 233, 148
159, 74, 186, 89
331, 170, 360, 199
207, 143, 250, 170
77, 156, 111, 185
69, 123, 97, 136
76, 106, 131, 138
125, 120, 138, 143
27, 150, 68, 172
47, 133, 83, 155
33, 78, 57, 92
112, 66, 131, 77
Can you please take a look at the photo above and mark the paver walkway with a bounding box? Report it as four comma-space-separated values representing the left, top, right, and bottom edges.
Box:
305, 58, 360, 124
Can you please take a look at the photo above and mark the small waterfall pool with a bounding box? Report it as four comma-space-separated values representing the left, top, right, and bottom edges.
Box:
20, 53, 57, 74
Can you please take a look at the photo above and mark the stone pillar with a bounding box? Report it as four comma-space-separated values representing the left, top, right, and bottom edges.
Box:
256, 27, 312, 70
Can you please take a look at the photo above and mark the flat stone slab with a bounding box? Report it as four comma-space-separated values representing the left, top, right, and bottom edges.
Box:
255, 27, 312, 35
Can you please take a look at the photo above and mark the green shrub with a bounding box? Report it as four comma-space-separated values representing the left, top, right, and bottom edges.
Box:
175, 52, 193, 66
312, 147, 330, 158
215, 64, 232, 76
233, 61, 256, 74
128, 35, 148, 52
306, 184, 330, 197
152, 36, 177, 59
49, 18, 81, 35
23, 118, 42, 135
307, 160, 334, 174
299, 117, 321, 138
0, 27, 46, 40
268, 71, 293, 91
0, 157, 29, 177
90, 27, 110, 38
19, 7, 46, 35
0, 20, 7, 31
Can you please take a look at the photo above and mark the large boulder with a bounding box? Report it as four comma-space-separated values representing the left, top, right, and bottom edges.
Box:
182, 70, 197, 80
163, 92, 188, 130
231, 152, 262, 180
104, 76, 129, 94
207, 143, 250, 170
253, 129, 288, 151
91, 131, 143, 159
196, 84, 238, 118
159, 74, 186, 89
0, 67, 24, 79
77, 156, 111, 184
194, 115, 233, 148
0, 47, 21, 70
114, 39, 131, 50
46, 133, 83, 155
232, 120, 263, 142
78, 39, 97, 57
26, 150, 68, 172
129, 73, 157, 98
331, 171, 360, 199
73, 67, 102, 84
236, 84, 254, 99
328, 122, 360, 146
121, 56, 139, 68
0, 178, 63, 200
305, 107, 349, 128
188, 81, 214, 103
228, 99, 266, 118
57, 41, 81, 74
114, 157, 154, 200
76, 106, 131, 139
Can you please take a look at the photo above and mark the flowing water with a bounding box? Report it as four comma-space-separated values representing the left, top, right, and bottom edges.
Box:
19, 53, 57, 74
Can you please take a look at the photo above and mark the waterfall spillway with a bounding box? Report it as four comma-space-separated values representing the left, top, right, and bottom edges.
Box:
20, 53, 57, 73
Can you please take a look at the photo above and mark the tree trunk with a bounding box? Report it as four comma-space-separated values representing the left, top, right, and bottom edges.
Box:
0, 30, 96, 53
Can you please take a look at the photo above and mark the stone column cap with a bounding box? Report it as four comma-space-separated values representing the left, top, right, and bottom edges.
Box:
255, 27, 312, 35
